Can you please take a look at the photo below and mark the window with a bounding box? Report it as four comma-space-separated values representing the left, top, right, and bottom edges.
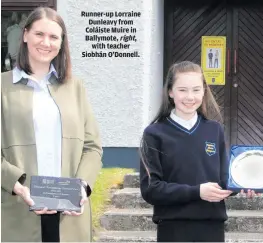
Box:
1, 0, 56, 72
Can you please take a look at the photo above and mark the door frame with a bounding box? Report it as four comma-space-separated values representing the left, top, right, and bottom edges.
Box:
229, 8, 239, 146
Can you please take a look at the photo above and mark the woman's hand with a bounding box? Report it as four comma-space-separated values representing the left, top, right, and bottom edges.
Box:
13, 181, 34, 206
200, 182, 233, 202
62, 181, 88, 216
13, 181, 57, 215
34, 207, 57, 215
240, 189, 262, 198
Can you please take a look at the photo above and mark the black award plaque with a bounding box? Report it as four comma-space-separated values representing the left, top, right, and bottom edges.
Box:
30, 175, 82, 212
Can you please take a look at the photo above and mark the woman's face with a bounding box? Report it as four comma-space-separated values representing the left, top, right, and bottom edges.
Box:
24, 18, 62, 66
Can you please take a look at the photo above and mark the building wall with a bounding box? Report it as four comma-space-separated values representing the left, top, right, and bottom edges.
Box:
57, 0, 164, 168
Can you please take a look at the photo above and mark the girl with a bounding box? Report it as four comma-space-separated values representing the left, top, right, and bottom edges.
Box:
1, 7, 102, 242
140, 61, 234, 242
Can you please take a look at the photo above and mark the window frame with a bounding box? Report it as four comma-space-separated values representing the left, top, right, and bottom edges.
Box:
1, 0, 57, 10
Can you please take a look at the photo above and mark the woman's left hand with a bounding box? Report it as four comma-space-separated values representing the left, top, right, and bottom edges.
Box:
240, 189, 261, 198
62, 181, 88, 216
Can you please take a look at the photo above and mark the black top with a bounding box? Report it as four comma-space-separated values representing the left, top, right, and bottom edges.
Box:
140, 115, 229, 223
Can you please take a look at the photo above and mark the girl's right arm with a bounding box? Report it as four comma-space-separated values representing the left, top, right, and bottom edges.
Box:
140, 129, 201, 206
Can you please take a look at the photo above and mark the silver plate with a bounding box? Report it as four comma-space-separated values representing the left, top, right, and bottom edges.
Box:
230, 150, 263, 188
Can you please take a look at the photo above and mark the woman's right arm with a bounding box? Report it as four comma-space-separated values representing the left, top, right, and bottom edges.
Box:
1, 152, 34, 205
1, 152, 26, 195
1, 154, 56, 213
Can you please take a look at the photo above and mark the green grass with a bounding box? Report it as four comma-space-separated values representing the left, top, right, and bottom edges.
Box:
90, 167, 135, 230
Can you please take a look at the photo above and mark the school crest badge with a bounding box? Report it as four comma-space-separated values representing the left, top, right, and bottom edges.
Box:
205, 142, 216, 156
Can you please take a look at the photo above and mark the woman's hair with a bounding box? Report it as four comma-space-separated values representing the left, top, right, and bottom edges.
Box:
150, 61, 221, 124
16, 7, 72, 83
140, 61, 221, 179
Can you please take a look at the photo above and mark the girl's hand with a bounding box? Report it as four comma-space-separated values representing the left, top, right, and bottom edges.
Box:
200, 182, 233, 202
13, 181, 57, 215
240, 189, 262, 198
62, 181, 88, 216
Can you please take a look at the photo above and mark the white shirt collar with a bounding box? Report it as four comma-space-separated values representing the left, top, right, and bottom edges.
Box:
170, 109, 198, 130
12, 63, 58, 84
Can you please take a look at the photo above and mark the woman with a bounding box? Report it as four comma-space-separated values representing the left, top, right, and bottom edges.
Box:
1, 7, 102, 242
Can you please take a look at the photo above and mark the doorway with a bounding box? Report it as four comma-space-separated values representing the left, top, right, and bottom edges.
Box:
164, 0, 263, 148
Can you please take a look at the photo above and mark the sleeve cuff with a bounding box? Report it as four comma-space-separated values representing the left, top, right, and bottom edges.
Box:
1, 163, 26, 195
190, 185, 201, 200
81, 181, 92, 197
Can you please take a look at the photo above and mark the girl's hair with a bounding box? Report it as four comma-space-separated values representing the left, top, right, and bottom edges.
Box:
150, 61, 221, 124
16, 7, 72, 83
140, 61, 221, 179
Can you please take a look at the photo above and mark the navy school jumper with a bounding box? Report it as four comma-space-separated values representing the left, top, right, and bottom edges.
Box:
140, 115, 229, 224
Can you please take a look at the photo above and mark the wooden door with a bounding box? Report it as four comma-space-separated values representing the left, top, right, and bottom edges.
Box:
230, 5, 263, 145
165, 0, 263, 148
165, 0, 232, 146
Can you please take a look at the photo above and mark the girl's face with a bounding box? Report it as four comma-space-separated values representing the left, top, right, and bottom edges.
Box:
23, 18, 62, 66
169, 72, 205, 119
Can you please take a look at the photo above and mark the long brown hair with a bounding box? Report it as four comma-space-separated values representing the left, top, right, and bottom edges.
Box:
150, 61, 221, 124
140, 61, 221, 179
16, 7, 72, 83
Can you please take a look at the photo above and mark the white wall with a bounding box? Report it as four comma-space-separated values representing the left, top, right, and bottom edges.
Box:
57, 0, 163, 147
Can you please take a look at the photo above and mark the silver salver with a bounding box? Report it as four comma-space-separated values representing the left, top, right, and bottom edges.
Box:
230, 150, 263, 189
